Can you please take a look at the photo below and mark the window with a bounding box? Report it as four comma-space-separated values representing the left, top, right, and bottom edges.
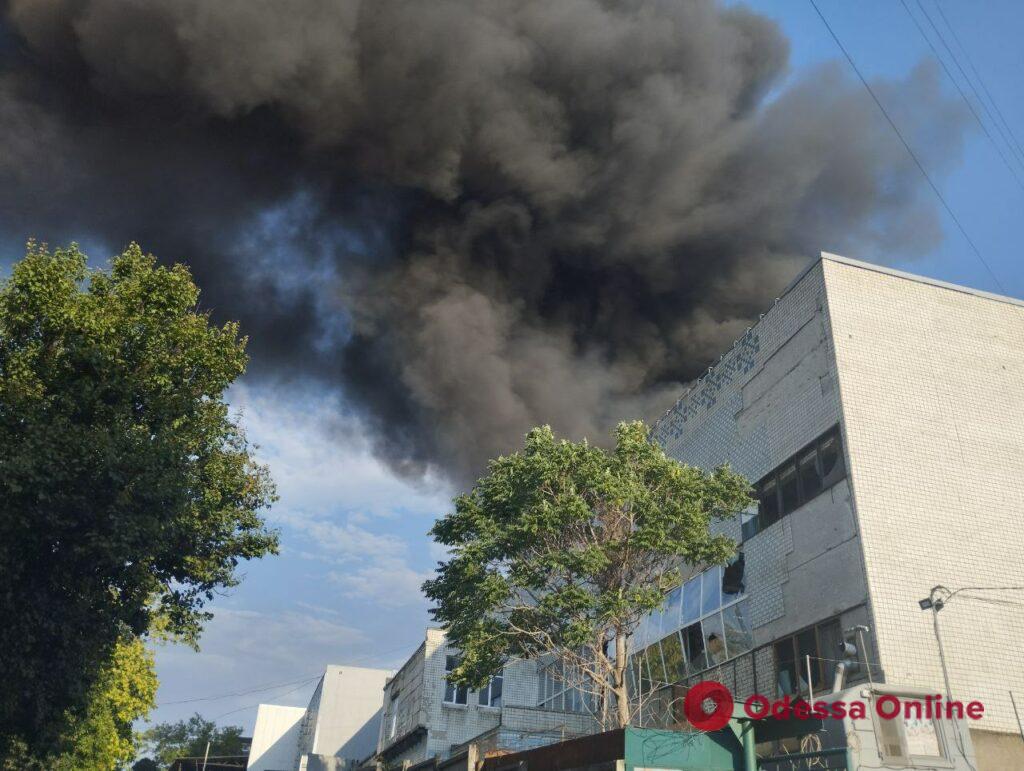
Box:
700, 567, 722, 615
660, 632, 685, 682
537, 660, 590, 713
682, 578, 701, 625
773, 618, 843, 697
647, 643, 670, 686
683, 623, 706, 675
746, 426, 846, 541
478, 673, 503, 707
759, 478, 780, 528
721, 601, 753, 656
798, 450, 822, 500
703, 613, 727, 667
629, 562, 750, 690
868, 692, 948, 764
443, 654, 468, 705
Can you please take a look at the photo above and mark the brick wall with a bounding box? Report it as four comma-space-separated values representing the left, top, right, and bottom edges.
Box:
653, 262, 869, 652
824, 257, 1024, 737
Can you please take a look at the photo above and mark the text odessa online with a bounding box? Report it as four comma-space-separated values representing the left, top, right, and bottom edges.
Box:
743, 693, 985, 721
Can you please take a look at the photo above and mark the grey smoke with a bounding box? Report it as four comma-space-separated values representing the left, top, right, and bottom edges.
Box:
0, 0, 969, 483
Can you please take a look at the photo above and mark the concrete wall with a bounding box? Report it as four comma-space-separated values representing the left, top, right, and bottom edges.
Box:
248, 703, 306, 771
823, 255, 1024, 747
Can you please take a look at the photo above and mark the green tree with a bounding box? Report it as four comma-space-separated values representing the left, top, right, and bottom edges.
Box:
0, 243, 278, 759
1, 636, 158, 771
138, 714, 246, 768
423, 422, 751, 728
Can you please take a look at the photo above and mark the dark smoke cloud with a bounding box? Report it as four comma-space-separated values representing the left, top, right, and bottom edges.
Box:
0, 0, 969, 483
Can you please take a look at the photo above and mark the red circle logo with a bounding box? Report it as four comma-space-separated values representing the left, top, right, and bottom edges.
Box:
683, 680, 733, 731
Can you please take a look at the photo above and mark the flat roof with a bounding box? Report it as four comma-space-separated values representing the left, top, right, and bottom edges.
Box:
653, 251, 1023, 432
815, 251, 1024, 310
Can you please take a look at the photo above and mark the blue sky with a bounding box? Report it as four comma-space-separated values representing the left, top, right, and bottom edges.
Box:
5, 0, 1024, 735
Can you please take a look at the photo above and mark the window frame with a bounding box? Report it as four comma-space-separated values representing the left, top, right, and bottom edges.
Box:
629, 562, 751, 691
747, 425, 846, 541
478, 672, 503, 708
771, 617, 843, 698
443, 654, 468, 705
871, 691, 952, 767
537, 660, 591, 714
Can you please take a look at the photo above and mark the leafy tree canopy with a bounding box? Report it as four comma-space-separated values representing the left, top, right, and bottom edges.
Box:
423, 421, 751, 727
0, 243, 278, 756
138, 714, 246, 768
2, 636, 157, 771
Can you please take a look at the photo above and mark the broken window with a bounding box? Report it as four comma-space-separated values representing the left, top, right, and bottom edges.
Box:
703, 613, 727, 667
721, 553, 745, 601
683, 622, 707, 675
773, 617, 844, 697
746, 425, 847, 541
722, 600, 753, 657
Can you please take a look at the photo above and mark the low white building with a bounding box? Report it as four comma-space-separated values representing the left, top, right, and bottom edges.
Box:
248, 704, 306, 771
376, 629, 599, 768
249, 665, 391, 771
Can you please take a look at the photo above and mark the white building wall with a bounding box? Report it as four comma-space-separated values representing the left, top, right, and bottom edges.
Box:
378, 629, 599, 766
823, 255, 1024, 738
248, 704, 306, 771
310, 665, 390, 761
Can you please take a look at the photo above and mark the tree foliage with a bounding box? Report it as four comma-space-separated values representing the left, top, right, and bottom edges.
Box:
0, 243, 278, 757
2, 636, 158, 771
138, 714, 246, 768
423, 422, 751, 727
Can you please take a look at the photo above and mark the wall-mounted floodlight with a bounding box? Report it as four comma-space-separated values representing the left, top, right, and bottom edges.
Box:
919, 597, 933, 610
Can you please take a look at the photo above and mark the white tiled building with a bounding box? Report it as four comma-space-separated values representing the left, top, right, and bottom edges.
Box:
376, 629, 598, 768
648, 252, 1024, 770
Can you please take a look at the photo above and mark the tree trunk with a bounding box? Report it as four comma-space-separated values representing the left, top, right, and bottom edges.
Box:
613, 629, 630, 728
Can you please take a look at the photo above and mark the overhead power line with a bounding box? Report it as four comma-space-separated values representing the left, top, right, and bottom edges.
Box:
898, 0, 1024, 193
932, 0, 1024, 169
808, 0, 1006, 294
156, 635, 423, 709
914, 0, 1024, 178
159, 673, 324, 706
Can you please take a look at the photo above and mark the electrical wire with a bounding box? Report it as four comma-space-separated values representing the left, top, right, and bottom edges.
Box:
210, 677, 322, 722
159, 672, 326, 706
808, 0, 1006, 294
156, 636, 423, 708
929, 1, 1024, 171
898, 0, 1024, 193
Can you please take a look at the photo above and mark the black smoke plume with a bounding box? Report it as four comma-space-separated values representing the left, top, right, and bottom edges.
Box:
0, 0, 968, 483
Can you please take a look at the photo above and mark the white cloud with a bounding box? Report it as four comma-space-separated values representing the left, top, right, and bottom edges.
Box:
330, 558, 432, 609
148, 383, 456, 734
227, 382, 452, 521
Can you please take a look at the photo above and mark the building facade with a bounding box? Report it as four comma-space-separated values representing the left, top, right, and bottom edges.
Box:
249, 704, 307, 771
249, 665, 391, 771
376, 629, 599, 768
646, 252, 1024, 769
